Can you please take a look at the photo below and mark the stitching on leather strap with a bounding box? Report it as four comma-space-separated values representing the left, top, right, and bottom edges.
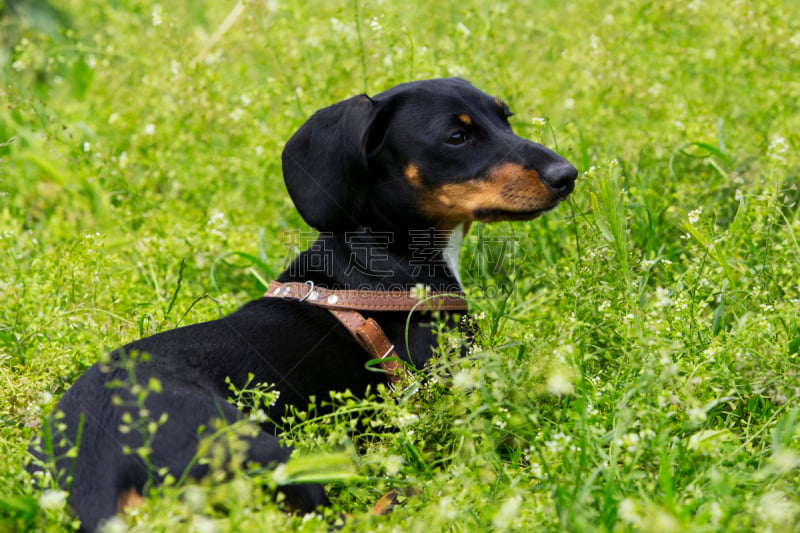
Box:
265, 281, 467, 312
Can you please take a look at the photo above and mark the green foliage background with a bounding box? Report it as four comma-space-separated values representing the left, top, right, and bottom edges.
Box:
1, 0, 799, 531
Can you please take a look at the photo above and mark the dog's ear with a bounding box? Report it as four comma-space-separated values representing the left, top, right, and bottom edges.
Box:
282, 95, 390, 231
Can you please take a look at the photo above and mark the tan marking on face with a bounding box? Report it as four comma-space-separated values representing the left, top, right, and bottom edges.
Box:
457, 113, 472, 126
494, 98, 505, 109
405, 163, 422, 188
417, 162, 559, 224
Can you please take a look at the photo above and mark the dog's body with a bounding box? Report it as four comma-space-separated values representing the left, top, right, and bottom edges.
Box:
28, 78, 576, 531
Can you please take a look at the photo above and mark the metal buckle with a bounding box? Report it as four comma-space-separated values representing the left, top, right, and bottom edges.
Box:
387, 369, 417, 393
381, 345, 416, 393
298, 280, 315, 302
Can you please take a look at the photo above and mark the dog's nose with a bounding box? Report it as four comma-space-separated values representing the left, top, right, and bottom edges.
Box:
540, 161, 577, 197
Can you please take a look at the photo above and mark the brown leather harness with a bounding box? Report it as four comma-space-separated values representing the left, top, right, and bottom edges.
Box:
263, 281, 468, 389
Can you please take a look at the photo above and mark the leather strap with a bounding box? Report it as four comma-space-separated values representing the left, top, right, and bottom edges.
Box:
265, 281, 468, 312
263, 281, 468, 387
327, 309, 407, 387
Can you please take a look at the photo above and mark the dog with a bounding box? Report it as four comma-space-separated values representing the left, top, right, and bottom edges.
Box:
27, 78, 577, 531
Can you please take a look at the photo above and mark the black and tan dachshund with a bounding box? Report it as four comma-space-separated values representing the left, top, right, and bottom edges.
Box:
28, 78, 577, 531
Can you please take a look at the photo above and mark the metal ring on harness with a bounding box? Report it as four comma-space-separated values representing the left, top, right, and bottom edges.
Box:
298, 280, 315, 302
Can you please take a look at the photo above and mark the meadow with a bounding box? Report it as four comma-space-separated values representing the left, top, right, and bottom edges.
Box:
1, 0, 799, 530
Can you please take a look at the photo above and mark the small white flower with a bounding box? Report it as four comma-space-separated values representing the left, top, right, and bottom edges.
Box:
330, 18, 347, 35
384, 454, 404, 476
183, 486, 207, 512
531, 117, 547, 126
710, 501, 724, 522
618, 498, 642, 525
491, 495, 522, 530
228, 108, 245, 122
758, 491, 799, 527
640, 428, 656, 440
641, 258, 656, 270
207, 211, 227, 238
452, 369, 476, 390
621, 432, 641, 452
688, 206, 702, 225
22, 404, 42, 428
767, 135, 788, 163
248, 409, 267, 423
702, 345, 718, 361
83, 142, 91, 152
437, 496, 457, 520
410, 283, 431, 300
687, 407, 707, 423
448, 65, 466, 76
769, 448, 800, 474
143, 124, 156, 136
271, 463, 289, 484
100, 516, 129, 533
38, 489, 68, 511
654, 287, 672, 308
529, 461, 545, 479
456, 22, 471, 37
396, 411, 419, 427
546, 366, 574, 396
152, 4, 163, 26
190, 515, 218, 533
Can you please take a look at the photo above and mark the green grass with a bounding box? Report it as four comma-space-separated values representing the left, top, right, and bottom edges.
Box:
2, 0, 800, 530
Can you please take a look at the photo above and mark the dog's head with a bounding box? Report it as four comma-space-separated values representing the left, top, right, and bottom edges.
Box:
282, 78, 577, 231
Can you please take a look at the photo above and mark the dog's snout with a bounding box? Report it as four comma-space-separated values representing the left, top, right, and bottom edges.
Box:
540, 161, 577, 196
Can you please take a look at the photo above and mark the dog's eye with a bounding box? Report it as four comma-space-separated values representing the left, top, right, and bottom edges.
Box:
446, 130, 469, 145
